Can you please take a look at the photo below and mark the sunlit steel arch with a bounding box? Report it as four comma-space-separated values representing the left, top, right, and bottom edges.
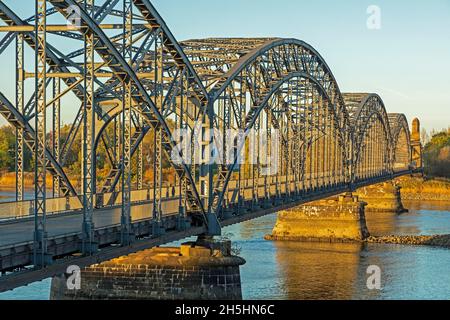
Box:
209, 39, 349, 118
209, 72, 336, 215
207, 38, 352, 170
181, 38, 276, 88
182, 38, 351, 131
182, 38, 353, 127
389, 113, 412, 170
344, 93, 393, 172
47, 0, 210, 220
189, 38, 353, 212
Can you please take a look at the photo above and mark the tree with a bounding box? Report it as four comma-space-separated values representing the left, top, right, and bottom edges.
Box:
0, 126, 18, 171
423, 129, 450, 178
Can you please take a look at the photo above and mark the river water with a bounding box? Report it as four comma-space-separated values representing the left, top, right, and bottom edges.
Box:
0, 196, 449, 300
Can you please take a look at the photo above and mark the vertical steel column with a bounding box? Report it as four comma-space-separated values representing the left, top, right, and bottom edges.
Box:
325, 98, 329, 186
220, 90, 231, 213
376, 123, 380, 176
34, 0, 48, 267
366, 127, 370, 179
137, 114, 144, 190
275, 96, 281, 198
319, 94, 324, 187
204, 95, 220, 236
344, 99, 350, 186
313, 88, 318, 190
264, 107, 270, 200
252, 114, 260, 205
375, 125, 378, 175
178, 70, 188, 227
52, 77, 61, 198
152, 33, 164, 235
325, 100, 330, 187
121, 0, 134, 245
114, 117, 120, 183
331, 106, 335, 185
300, 87, 306, 193
15, 34, 24, 202
307, 83, 312, 191
285, 83, 292, 196
81, 0, 96, 254
295, 82, 301, 195
370, 124, 373, 178
237, 71, 246, 212
368, 127, 371, 178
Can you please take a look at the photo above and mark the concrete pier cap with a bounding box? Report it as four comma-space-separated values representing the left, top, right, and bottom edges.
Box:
355, 181, 408, 213
50, 237, 246, 300
266, 193, 370, 243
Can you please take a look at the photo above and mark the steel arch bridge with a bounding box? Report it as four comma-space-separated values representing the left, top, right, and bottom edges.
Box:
0, 0, 419, 290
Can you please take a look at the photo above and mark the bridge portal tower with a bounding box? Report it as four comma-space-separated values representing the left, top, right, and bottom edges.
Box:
411, 118, 423, 169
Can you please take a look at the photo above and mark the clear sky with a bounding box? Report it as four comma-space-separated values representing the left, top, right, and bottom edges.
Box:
1, 0, 449, 133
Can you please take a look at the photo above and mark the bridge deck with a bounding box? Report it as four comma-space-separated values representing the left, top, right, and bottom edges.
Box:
0, 202, 176, 248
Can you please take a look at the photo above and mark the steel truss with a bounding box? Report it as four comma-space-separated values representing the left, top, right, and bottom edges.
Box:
0, 1, 417, 264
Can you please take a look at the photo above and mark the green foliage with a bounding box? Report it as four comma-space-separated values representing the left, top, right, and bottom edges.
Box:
0, 126, 16, 171
423, 129, 450, 178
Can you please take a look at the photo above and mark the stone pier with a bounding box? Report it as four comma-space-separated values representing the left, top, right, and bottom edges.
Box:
355, 181, 407, 213
265, 193, 370, 242
50, 239, 246, 300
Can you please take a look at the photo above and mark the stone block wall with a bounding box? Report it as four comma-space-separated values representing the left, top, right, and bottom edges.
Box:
51, 246, 245, 300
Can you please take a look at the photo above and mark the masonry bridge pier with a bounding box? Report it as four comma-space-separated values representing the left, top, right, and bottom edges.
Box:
0, 1, 423, 298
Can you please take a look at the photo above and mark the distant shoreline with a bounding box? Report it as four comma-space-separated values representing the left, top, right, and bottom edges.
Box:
397, 176, 450, 201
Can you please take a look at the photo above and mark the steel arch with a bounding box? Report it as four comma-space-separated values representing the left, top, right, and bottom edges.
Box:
210, 71, 347, 215
347, 93, 393, 170
389, 113, 412, 167
209, 39, 350, 130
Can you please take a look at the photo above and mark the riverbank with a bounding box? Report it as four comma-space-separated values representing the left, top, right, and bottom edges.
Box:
266, 234, 450, 249
0, 172, 66, 189
0, 172, 35, 189
366, 235, 450, 248
395, 176, 450, 201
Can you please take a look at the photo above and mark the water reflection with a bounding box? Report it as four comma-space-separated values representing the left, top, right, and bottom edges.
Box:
233, 201, 450, 300
273, 241, 363, 300
365, 211, 406, 235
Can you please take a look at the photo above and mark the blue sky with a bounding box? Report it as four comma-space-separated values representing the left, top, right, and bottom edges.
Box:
1, 0, 450, 132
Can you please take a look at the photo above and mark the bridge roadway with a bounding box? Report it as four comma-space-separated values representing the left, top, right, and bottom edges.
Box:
0, 170, 412, 292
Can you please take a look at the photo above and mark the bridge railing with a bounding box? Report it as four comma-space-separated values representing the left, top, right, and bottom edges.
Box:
0, 185, 179, 221
0, 166, 416, 222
